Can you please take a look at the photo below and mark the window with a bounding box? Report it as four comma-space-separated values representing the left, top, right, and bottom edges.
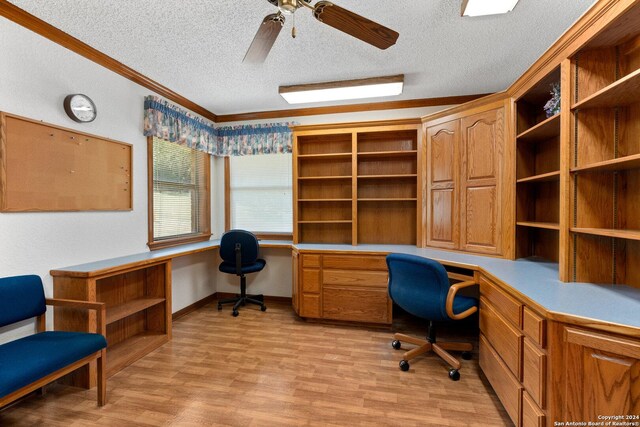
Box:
148, 137, 211, 249
228, 153, 292, 235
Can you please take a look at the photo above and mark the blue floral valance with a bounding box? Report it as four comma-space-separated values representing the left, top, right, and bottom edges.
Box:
143, 95, 217, 154
143, 95, 294, 156
217, 123, 294, 156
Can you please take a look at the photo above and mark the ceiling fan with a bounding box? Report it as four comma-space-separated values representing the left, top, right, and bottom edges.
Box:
244, 0, 399, 63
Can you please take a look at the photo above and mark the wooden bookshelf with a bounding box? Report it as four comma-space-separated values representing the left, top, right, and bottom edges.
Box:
568, 28, 640, 288
293, 121, 421, 245
515, 66, 561, 262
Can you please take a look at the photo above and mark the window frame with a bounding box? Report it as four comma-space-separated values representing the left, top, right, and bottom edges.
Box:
147, 136, 212, 250
224, 156, 293, 241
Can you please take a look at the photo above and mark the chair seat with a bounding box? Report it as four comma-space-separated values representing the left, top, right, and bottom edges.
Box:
0, 331, 107, 398
451, 295, 478, 317
219, 259, 266, 275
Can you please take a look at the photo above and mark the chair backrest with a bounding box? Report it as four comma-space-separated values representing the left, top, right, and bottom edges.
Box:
386, 253, 451, 322
0, 275, 47, 327
219, 229, 260, 265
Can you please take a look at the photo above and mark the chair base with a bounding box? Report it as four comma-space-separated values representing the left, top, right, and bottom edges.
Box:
217, 274, 266, 316
392, 322, 473, 378
218, 294, 266, 316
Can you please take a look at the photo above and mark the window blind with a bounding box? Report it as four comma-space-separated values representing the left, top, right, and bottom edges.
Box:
152, 137, 209, 240
230, 153, 292, 233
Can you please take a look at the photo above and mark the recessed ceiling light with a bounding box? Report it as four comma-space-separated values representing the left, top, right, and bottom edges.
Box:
279, 75, 404, 104
461, 0, 520, 17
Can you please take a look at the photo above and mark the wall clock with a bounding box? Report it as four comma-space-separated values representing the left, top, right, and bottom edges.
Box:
63, 94, 97, 123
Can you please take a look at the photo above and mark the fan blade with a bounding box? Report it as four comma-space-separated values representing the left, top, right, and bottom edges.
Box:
243, 13, 285, 63
313, 1, 398, 50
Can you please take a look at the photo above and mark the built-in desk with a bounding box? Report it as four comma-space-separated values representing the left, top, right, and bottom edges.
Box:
52, 240, 640, 425
50, 238, 291, 388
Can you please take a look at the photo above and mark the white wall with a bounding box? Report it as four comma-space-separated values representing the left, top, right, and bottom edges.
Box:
0, 18, 217, 342
0, 17, 455, 334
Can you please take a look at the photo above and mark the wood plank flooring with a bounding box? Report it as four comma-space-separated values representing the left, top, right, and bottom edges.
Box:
0, 301, 511, 426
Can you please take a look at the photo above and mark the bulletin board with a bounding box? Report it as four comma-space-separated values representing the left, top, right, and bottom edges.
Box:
0, 112, 132, 212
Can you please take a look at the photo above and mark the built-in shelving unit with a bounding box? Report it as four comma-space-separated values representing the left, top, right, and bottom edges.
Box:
293, 122, 421, 245
568, 21, 640, 288
515, 67, 561, 262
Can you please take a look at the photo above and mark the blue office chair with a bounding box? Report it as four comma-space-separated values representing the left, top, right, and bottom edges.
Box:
387, 253, 478, 380
217, 230, 267, 317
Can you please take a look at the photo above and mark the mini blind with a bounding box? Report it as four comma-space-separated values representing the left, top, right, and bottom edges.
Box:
152, 137, 209, 240
230, 153, 292, 233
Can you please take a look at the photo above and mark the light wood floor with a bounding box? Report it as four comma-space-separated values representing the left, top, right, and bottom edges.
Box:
0, 301, 511, 426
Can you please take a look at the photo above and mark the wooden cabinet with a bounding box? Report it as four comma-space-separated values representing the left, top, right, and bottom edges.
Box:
426, 120, 459, 249
294, 252, 391, 324
548, 323, 640, 423
479, 275, 546, 426
460, 109, 504, 254
51, 260, 172, 388
424, 105, 507, 256
293, 120, 422, 246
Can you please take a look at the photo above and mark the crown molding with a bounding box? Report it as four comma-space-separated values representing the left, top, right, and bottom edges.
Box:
0, 0, 218, 122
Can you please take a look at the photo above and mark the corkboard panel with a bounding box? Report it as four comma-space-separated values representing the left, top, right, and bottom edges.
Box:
0, 113, 132, 212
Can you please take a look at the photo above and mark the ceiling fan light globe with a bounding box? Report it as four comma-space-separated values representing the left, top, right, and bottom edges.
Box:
278, 0, 297, 15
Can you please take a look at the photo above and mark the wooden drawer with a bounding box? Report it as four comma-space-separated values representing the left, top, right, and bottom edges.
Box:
523, 307, 546, 347
480, 297, 523, 378
322, 286, 391, 324
301, 254, 321, 268
522, 391, 545, 427
479, 334, 522, 425
522, 337, 546, 409
323, 270, 388, 288
323, 255, 387, 271
480, 275, 522, 327
301, 269, 321, 293
300, 293, 321, 318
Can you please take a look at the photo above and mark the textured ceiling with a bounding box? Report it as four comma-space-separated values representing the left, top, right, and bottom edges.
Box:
8, 0, 596, 115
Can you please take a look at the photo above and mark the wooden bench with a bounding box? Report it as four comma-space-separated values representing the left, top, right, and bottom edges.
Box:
0, 275, 107, 408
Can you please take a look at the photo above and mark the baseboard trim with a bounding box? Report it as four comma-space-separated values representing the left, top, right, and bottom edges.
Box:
172, 292, 292, 320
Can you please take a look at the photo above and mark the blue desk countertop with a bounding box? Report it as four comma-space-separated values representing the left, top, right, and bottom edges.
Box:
52, 240, 640, 330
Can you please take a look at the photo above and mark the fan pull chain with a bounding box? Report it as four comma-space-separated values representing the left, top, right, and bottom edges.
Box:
292, 12, 297, 38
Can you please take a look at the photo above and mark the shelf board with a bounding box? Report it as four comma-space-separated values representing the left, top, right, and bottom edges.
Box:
106, 297, 165, 325
572, 68, 640, 110
517, 221, 560, 231
298, 220, 352, 224
516, 114, 560, 142
298, 198, 351, 202
358, 198, 417, 202
516, 171, 560, 183
297, 152, 352, 159
571, 228, 640, 241
298, 175, 351, 180
107, 332, 168, 377
357, 150, 418, 159
570, 153, 640, 173
357, 174, 417, 180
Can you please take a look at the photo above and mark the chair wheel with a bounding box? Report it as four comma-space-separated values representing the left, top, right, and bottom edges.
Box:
461, 351, 472, 360
392, 340, 401, 350
232, 310, 239, 317
261, 305, 267, 312
217, 303, 222, 311
399, 360, 410, 371
448, 368, 460, 381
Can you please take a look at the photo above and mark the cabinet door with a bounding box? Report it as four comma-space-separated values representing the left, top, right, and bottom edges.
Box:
426, 120, 460, 249
460, 108, 504, 255
292, 251, 299, 315
563, 326, 640, 421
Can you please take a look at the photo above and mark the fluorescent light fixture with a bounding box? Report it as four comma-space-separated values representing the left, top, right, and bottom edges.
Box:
279, 75, 404, 104
461, 0, 519, 17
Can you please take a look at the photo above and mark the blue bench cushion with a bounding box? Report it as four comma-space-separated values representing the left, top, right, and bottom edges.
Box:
0, 331, 107, 398
0, 275, 46, 327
